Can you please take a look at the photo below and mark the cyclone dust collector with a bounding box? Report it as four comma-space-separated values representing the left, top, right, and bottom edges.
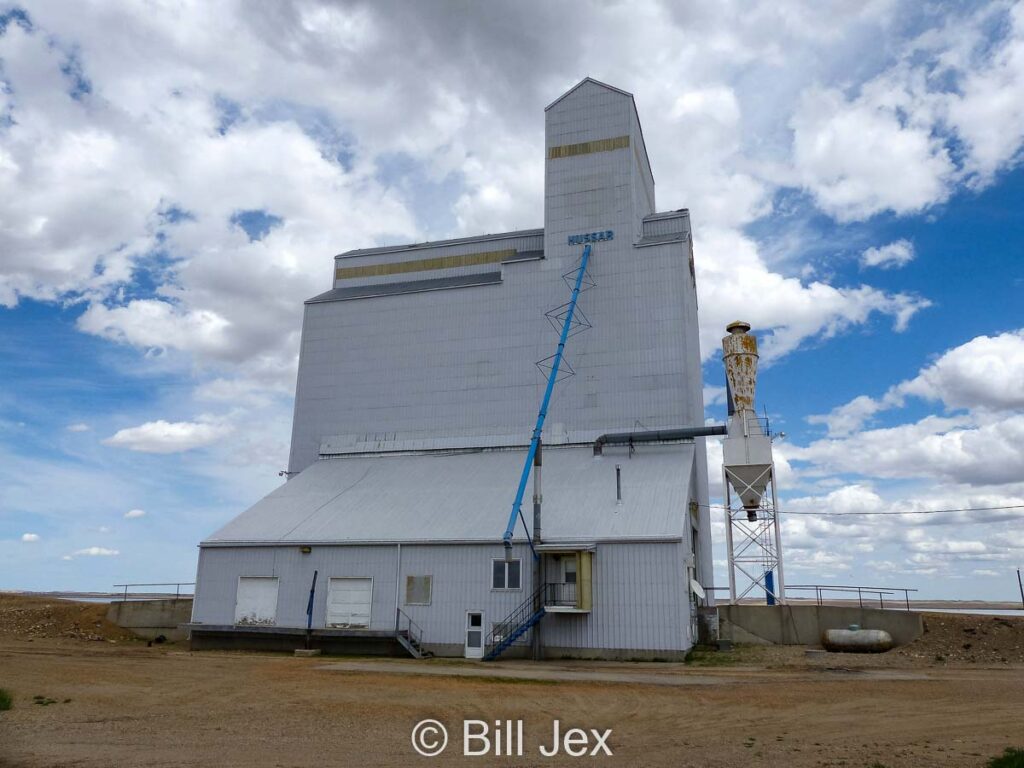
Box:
722, 322, 786, 605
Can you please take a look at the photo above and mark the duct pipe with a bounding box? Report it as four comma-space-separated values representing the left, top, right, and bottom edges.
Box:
593, 425, 726, 456
532, 439, 542, 661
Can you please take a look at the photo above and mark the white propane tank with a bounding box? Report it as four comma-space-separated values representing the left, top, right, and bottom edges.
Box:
821, 626, 894, 653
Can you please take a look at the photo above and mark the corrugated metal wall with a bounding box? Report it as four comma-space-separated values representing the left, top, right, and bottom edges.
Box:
193, 540, 689, 652
540, 542, 689, 651
287, 81, 705, 475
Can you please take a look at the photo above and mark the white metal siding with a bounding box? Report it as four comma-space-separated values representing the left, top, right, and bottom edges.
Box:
194, 541, 690, 652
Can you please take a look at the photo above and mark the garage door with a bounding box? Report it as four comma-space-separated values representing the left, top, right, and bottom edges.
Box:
326, 577, 372, 628
234, 577, 279, 626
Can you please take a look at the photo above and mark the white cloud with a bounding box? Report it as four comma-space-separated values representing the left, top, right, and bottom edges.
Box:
70, 546, 119, 557
66, 423, 91, 432
861, 239, 915, 270
124, 508, 146, 519
792, 414, 1024, 486
809, 330, 1024, 436
694, 228, 930, 363
944, 3, 1024, 185
21, 533, 40, 542
972, 569, 1001, 577
807, 394, 888, 437
103, 420, 233, 454
791, 85, 954, 221
899, 330, 1024, 412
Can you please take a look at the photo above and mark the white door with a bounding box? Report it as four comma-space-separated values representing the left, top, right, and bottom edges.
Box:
234, 577, 279, 626
326, 577, 373, 628
560, 556, 578, 605
465, 611, 484, 659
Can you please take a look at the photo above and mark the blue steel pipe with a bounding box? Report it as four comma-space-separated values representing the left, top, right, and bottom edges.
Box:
503, 244, 593, 559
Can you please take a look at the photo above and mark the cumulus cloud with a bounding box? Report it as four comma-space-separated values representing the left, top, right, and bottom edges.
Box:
70, 546, 119, 557
900, 330, 1024, 412
123, 509, 146, 519
3, 0, 1000, 404
792, 414, 1024, 486
103, 420, 233, 454
791, 86, 954, 221
694, 229, 930, 362
21, 533, 40, 542
809, 330, 1024, 435
861, 239, 916, 270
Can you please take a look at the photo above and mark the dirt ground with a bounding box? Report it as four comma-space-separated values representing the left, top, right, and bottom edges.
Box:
1, 596, 1024, 767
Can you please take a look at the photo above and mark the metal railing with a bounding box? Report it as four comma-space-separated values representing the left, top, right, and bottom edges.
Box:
395, 608, 424, 649
705, 583, 918, 610
786, 584, 918, 611
544, 581, 578, 608
112, 582, 195, 602
486, 584, 546, 655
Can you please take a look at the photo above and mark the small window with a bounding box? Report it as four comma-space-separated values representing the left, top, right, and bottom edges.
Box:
563, 557, 577, 585
492, 559, 522, 590
405, 575, 432, 605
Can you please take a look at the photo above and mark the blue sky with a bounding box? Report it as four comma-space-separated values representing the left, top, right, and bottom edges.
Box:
1, 1, 1023, 599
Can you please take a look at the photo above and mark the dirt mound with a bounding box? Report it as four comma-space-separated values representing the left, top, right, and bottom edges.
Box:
895, 612, 1024, 665
0, 594, 136, 642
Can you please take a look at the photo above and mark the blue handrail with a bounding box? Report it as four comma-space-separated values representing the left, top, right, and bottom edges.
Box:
502, 244, 593, 558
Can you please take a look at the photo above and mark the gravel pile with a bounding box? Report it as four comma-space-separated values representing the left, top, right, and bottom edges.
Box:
895, 612, 1024, 666
0, 594, 135, 642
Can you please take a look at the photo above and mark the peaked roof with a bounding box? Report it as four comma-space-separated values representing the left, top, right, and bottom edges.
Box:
544, 77, 655, 185
544, 77, 634, 111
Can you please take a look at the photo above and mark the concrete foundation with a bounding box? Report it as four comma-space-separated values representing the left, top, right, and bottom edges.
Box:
106, 599, 193, 642
718, 604, 923, 648
188, 625, 409, 656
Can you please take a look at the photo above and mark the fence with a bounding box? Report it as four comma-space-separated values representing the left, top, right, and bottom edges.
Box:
706, 583, 918, 610
112, 582, 195, 602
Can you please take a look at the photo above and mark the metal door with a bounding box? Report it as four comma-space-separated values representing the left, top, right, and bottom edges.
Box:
234, 577, 279, 626
326, 577, 373, 628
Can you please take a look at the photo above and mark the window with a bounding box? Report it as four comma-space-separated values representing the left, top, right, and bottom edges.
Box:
491, 558, 521, 590
405, 575, 432, 605
562, 556, 577, 585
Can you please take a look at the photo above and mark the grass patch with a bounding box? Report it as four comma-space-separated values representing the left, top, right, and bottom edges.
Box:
0, 688, 12, 711
32, 695, 58, 706
988, 748, 1024, 768
684, 647, 748, 667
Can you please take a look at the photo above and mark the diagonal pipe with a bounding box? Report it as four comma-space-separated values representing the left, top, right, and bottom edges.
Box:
502, 244, 593, 559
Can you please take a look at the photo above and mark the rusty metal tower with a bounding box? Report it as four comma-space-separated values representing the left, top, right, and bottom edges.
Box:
721, 322, 786, 605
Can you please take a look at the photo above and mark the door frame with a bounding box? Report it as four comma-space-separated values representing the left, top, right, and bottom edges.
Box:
464, 609, 485, 659
325, 576, 374, 628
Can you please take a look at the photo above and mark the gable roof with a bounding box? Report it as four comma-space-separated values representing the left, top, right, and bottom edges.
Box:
544, 77, 655, 185
544, 77, 635, 111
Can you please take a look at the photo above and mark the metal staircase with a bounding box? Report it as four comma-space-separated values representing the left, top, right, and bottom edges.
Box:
395, 609, 431, 659
484, 584, 547, 661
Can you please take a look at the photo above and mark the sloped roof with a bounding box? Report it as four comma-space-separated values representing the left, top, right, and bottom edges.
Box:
204, 444, 694, 546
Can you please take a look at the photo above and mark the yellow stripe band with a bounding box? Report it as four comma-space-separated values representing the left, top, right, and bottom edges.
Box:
547, 135, 630, 160
335, 249, 516, 280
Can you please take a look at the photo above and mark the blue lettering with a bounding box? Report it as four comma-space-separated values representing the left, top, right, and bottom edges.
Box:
568, 229, 614, 246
